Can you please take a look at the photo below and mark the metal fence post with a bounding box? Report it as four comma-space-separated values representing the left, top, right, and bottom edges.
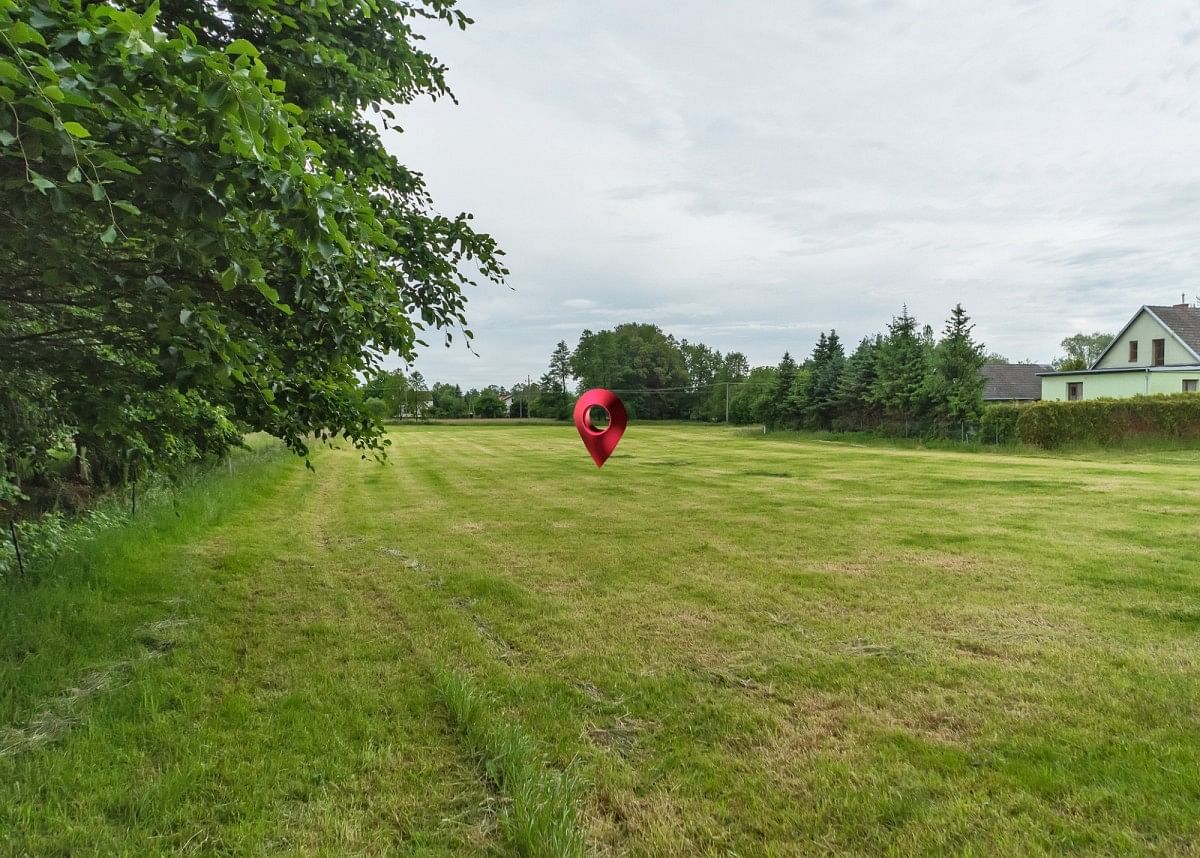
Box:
9, 521, 24, 578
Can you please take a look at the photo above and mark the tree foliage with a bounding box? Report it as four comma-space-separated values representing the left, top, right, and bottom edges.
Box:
1053, 332, 1115, 371
531, 341, 572, 418
871, 307, 930, 418
1, 0, 503, 504
925, 304, 986, 423
571, 324, 688, 419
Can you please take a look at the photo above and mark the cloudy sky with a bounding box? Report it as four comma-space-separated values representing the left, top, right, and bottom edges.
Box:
382, 0, 1200, 388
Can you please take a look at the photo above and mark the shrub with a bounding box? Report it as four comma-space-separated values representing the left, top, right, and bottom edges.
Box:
363, 397, 390, 421
979, 404, 1024, 445
1017, 394, 1200, 448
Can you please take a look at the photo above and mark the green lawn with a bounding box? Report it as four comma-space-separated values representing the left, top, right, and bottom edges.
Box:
3, 424, 1200, 855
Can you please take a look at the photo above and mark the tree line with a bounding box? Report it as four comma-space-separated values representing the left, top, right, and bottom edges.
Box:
368, 304, 997, 434
758, 304, 987, 433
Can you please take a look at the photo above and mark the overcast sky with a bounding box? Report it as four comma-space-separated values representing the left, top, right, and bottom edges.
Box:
382, 0, 1200, 388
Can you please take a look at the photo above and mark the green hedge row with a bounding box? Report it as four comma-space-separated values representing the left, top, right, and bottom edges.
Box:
979, 404, 1023, 444
1016, 394, 1200, 448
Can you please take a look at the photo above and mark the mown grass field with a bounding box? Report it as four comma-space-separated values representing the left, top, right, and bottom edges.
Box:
3, 424, 1199, 855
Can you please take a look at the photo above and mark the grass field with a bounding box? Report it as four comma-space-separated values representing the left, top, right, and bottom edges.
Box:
3, 424, 1199, 855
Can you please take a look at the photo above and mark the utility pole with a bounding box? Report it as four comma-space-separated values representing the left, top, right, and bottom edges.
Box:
725, 381, 731, 424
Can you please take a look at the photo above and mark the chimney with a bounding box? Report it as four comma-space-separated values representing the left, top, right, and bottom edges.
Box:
1175, 293, 1190, 309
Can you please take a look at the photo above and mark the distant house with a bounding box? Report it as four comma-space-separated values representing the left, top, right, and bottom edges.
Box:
981, 363, 1050, 403
1039, 304, 1200, 401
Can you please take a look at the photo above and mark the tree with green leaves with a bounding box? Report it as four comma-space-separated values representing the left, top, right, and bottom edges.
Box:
549, 341, 573, 395
728, 365, 775, 424
570, 324, 688, 419
474, 388, 505, 418
1054, 332, 1115, 371
530, 342, 571, 419
1, 0, 503, 500
833, 335, 883, 429
428, 383, 467, 418
800, 330, 846, 429
926, 304, 987, 425
530, 340, 572, 419
764, 351, 799, 429
871, 307, 929, 419
679, 340, 723, 420
362, 370, 410, 419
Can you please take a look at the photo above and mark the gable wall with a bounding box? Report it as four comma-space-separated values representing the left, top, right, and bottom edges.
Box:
1094, 310, 1195, 368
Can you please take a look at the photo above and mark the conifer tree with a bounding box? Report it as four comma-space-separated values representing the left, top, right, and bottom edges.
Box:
834, 335, 882, 429
766, 352, 798, 429
804, 330, 846, 429
871, 307, 929, 418
927, 304, 987, 424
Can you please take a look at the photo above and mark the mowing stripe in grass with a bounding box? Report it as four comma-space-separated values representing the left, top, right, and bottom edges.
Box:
433, 665, 587, 858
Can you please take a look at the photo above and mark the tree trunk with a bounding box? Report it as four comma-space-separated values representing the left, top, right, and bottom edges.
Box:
74, 437, 90, 484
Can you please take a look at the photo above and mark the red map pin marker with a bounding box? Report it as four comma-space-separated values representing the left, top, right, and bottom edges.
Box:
573, 388, 628, 468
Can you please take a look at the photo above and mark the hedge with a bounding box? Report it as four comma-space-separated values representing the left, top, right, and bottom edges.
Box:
979, 403, 1024, 445
1016, 394, 1200, 448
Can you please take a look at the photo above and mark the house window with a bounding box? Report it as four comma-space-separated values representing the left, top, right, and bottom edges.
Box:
1067, 382, 1083, 401
1128, 341, 1138, 362
1153, 338, 1166, 366
1185, 379, 1199, 393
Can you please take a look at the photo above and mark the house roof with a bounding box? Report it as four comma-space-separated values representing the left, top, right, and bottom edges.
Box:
1147, 305, 1200, 356
1089, 304, 1200, 369
981, 363, 1050, 400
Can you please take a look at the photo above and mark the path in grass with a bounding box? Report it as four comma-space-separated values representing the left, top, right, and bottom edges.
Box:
3, 424, 1200, 854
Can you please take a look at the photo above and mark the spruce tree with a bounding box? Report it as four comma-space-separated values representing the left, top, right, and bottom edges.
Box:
804, 330, 846, 429
549, 341, 574, 394
766, 352, 798, 429
871, 307, 929, 419
927, 304, 987, 424
834, 336, 882, 429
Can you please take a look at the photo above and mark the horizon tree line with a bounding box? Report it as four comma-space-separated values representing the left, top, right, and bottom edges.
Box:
363, 303, 1019, 434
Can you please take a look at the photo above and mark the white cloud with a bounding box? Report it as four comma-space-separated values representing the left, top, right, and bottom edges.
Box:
382, 0, 1200, 386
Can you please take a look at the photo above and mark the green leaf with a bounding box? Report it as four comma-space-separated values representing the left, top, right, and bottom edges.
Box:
67, 165, 82, 183
10, 21, 48, 46
201, 81, 230, 109
225, 39, 259, 58
99, 224, 116, 244
140, 0, 160, 28
219, 265, 237, 290
112, 200, 140, 215
62, 121, 90, 138
0, 130, 15, 146
179, 308, 193, 325
254, 280, 280, 303
43, 85, 64, 102
28, 7, 55, 28
269, 119, 289, 152
28, 170, 54, 193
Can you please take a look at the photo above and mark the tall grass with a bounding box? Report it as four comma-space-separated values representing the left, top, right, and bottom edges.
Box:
433, 667, 586, 857
1, 438, 285, 582
0, 439, 291, 728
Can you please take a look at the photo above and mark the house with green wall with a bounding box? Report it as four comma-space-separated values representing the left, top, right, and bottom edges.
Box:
1039, 304, 1200, 401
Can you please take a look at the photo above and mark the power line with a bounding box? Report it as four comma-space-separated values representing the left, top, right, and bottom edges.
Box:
603, 381, 772, 394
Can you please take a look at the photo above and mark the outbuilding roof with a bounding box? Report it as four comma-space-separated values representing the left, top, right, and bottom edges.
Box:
981, 363, 1050, 400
